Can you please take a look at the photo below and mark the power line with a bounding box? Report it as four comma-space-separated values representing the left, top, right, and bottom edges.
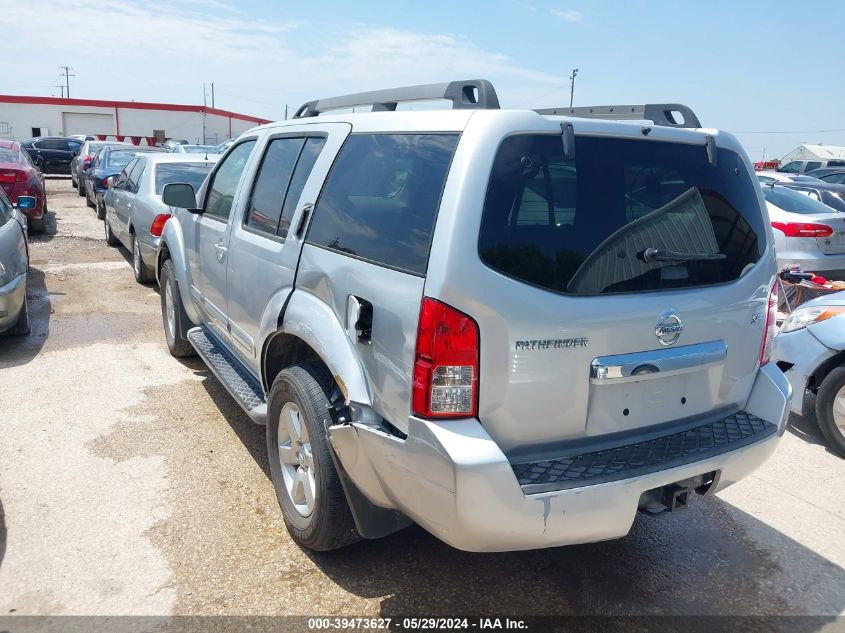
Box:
58, 65, 74, 98
736, 128, 845, 134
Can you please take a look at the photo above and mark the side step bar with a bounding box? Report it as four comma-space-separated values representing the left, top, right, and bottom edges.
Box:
187, 326, 267, 425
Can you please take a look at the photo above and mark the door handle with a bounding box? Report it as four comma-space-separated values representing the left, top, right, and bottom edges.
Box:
214, 242, 227, 262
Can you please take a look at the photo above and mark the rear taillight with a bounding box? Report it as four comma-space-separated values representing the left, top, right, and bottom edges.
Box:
771, 221, 833, 238
103, 175, 115, 189
760, 280, 778, 366
0, 170, 24, 183
150, 213, 171, 237
412, 298, 479, 419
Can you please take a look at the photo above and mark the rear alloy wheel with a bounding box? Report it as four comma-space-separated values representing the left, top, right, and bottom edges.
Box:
816, 367, 845, 458
132, 235, 153, 284
267, 363, 359, 551
104, 215, 119, 246
159, 258, 195, 358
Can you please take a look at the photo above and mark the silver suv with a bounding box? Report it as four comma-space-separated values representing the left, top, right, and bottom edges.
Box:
157, 79, 792, 552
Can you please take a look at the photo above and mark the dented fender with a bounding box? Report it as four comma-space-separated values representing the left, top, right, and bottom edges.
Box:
280, 289, 373, 407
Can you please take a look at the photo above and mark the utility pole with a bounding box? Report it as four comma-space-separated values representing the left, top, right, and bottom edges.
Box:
569, 68, 579, 108
58, 66, 74, 98
53, 85, 66, 98
202, 83, 207, 144
211, 82, 215, 108
284, 104, 288, 120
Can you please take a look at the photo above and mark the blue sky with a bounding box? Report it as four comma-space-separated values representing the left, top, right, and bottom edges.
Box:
2, 0, 843, 159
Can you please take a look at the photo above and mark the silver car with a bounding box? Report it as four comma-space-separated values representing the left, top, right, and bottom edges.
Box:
157, 80, 792, 552
170, 144, 218, 155
762, 184, 845, 279
103, 153, 219, 283
773, 291, 845, 457
0, 191, 33, 336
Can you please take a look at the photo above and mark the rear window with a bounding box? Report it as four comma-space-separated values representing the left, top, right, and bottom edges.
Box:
155, 163, 214, 194
479, 135, 763, 296
307, 133, 459, 275
0, 148, 20, 163
762, 186, 840, 215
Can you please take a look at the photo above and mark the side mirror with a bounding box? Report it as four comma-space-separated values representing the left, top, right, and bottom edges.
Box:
163, 182, 200, 212
15, 196, 36, 210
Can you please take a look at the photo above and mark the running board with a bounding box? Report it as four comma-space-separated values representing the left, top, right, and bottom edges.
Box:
187, 326, 268, 425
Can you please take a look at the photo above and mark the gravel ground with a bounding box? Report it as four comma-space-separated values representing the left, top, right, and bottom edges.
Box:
0, 179, 843, 622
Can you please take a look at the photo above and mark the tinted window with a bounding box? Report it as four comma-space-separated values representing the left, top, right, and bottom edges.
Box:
829, 161, 845, 167
246, 138, 304, 235
761, 185, 835, 215
154, 163, 214, 195
307, 134, 458, 275
68, 140, 82, 152
37, 139, 67, 151
280, 137, 325, 238
205, 140, 256, 221
127, 158, 146, 193
479, 135, 762, 296
822, 173, 845, 185
804, 161, 822, 172
780, 161, 802, 174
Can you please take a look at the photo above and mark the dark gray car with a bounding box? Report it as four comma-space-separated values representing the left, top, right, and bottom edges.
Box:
0, 190, 32, 335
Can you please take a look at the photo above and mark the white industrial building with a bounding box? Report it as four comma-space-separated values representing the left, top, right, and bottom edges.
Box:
0, 95, 271, 145
780, 143, 845, 164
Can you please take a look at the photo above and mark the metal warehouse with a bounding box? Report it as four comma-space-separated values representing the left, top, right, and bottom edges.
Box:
0, 95, 271, 145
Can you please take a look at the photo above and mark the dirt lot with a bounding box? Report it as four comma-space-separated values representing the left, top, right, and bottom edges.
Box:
0, 179, 844, 621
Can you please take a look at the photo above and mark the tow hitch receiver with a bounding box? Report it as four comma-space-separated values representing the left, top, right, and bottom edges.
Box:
638, 471, 718, 516
661, 484, 689, 511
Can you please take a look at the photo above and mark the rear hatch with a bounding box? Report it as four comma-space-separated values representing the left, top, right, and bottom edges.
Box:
436, 128, 772, 458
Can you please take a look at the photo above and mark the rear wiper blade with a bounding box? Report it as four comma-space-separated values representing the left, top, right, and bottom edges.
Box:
639, 247, 726, 263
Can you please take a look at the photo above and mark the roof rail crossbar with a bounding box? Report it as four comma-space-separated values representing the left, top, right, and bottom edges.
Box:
293, 79, 500, 118
534, 103, 701, 129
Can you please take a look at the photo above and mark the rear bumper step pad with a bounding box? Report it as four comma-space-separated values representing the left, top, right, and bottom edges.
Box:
512, 411, 775, 494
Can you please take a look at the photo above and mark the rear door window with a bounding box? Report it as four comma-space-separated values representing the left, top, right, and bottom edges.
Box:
479, 134, 762, 295
307, 133, 459, 275
245, 138, 305, 235
804, 161, 822, 172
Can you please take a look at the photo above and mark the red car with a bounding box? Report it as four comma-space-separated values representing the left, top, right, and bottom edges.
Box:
0, 139, 47, 232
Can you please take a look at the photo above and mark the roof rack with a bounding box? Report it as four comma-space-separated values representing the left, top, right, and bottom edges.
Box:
534, 103, 701, 129
292, 79, 500, 118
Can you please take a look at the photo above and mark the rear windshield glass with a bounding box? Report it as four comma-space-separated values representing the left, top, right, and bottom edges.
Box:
761, 185, 837, 215
307, 133, 459, 275
155, 163, 214, 194
479, 135, 763, 296
0, 148, 20, 163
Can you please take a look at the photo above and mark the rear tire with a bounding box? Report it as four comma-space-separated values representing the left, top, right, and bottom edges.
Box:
132, 235, 153, 284
104, 215, 119, 246
159, 258, 195, 358
7, 293, 30, 336
28, 216, 45, 234
267, 363, 359, 551
96, 198, 106, 220
77, 173, 86, 196
815, 367, 845, 458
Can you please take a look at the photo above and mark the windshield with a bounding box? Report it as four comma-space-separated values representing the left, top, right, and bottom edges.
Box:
107, 151, 139, 169
761, 185, 838, 215
479, 135, 763, 295
182, 145, 217, 154
155, 163, 214, 194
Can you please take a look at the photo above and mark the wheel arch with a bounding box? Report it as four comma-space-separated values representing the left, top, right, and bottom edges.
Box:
261, 289, 372, 408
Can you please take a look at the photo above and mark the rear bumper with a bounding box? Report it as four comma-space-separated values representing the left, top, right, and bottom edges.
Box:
0, 272, 27, 331
777, 251, 845, 280
331, 364, 791, 552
